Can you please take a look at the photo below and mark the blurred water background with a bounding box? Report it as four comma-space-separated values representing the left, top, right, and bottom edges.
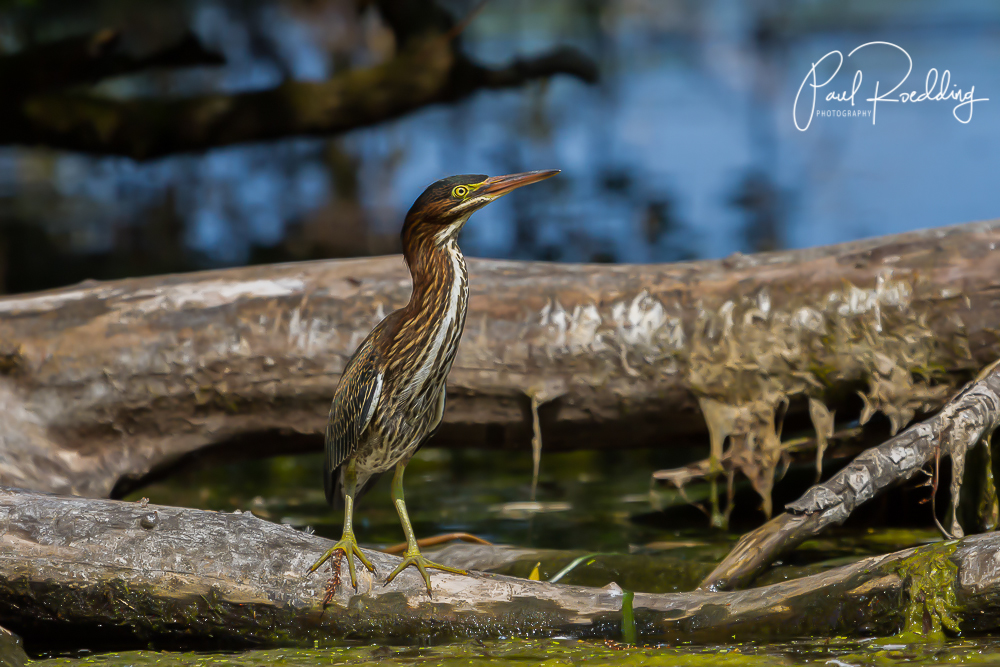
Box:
1, 0, 998, 295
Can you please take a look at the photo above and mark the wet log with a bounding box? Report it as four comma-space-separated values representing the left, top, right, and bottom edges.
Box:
2, 486, 999, 649
1, 220, 999, 498
699, 360, 1000, 592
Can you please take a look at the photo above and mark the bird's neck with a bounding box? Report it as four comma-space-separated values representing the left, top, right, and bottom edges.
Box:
402, 235, 469, 318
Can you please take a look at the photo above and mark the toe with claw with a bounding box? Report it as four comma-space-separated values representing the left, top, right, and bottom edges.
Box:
383, 549, 468, 595
308, 532, 376, 589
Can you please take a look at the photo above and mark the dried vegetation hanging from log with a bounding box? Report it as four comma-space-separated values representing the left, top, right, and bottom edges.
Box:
654, 265, 973, 524
700, 358, 1000, 591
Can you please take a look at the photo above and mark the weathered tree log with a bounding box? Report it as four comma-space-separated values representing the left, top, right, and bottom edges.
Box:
1, 221, 999, 498
2, 486, 999, 649
699, 360, 1000, 592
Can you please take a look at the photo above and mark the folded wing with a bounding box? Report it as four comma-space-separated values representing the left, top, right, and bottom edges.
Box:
324, 343, 383, 504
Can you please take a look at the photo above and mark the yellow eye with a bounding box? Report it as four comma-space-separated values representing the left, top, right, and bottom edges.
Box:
452, 185, 470, 199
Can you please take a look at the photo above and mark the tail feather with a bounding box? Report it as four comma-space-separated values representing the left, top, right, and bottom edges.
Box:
324, 461, 337, 506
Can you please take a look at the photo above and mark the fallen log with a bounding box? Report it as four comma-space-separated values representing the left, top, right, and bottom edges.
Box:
1, 221, 999, 498
2, 486, 1000, 649
699, 360, 1000, 592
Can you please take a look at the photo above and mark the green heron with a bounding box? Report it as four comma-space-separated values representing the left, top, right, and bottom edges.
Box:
309, 169, 560, 593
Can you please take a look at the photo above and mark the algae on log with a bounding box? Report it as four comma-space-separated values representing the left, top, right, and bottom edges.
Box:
700, 359, 1000, 592
1, 221, 999, 498
6, 487, 1000, 648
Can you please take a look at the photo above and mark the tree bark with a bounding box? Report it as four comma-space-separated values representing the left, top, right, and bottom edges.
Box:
2, 486, 999, 649
1, 220, 999, 498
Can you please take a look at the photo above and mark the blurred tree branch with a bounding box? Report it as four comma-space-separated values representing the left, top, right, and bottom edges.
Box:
0, 29, 225, 96
0, 2, 597, 160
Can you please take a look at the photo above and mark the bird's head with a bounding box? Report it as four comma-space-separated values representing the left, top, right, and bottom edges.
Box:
403, 170, 560, 247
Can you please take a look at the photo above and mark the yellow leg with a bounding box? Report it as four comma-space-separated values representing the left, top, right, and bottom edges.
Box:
383, 461, 468, 594
308, 459, 375, 588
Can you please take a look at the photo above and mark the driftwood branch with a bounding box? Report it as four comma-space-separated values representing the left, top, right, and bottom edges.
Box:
1, 221, 1000, 498
699, 360, 1000, 592
4, 486, 1000, 649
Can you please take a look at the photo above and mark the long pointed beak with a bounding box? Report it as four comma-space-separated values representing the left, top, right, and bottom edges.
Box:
479, 169, 560, 198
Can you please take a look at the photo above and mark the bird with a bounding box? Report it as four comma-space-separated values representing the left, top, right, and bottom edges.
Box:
308, 169, 560, 594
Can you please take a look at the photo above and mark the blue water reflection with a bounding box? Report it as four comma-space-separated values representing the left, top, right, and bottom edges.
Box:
1, 1, 998, 285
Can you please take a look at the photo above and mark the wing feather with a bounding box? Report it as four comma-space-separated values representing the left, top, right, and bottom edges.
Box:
324, 344, 383, 504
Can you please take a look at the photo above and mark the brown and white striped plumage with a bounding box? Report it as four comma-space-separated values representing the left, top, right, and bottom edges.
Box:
324, 222, 468, 502
324, 172, 557, 505
313, 171, 557, 592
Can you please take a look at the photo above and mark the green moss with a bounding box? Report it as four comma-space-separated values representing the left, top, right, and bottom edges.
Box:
807, 362, 838, 387
894, 541, 961, 640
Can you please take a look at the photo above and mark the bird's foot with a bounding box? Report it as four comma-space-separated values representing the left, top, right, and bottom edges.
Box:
383, 548, 468, 595
308, 532, 376, 589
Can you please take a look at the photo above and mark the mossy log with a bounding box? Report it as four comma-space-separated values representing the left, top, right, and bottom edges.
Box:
1, 221, 999, 498
3, 486, 1000, 650
700, 360, 1000, 592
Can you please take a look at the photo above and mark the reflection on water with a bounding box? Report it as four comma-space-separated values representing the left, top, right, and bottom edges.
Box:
2, 2, 1000, 292
128, 447, 713, 554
